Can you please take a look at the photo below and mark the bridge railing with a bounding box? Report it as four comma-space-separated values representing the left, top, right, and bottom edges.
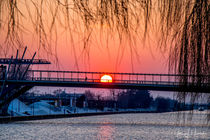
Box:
30, 77, 183, 86
25, 70, 210, 86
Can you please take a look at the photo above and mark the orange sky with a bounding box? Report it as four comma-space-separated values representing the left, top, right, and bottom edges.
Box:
28, 32, 169, 74
0, 0, 169, 74
0, 29, 169, 74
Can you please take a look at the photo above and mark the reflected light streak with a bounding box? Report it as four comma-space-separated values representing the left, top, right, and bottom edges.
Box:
97, 123, 115, 140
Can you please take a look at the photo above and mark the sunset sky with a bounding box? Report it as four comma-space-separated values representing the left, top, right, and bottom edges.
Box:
0, 0, 170, 74
0, 0, 174, 98
1, 24, 169, 74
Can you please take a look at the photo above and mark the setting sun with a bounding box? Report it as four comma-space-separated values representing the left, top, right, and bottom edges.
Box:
100, 75, 113, 83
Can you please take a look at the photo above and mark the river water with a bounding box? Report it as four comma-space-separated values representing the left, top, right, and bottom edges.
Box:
0, 111, 209, 140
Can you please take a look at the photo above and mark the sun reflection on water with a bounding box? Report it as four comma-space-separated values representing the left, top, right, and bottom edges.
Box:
97, 122, 115, 140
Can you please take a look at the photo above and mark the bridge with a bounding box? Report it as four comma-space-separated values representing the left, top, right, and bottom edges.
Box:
2, 70, 210, 93
0, 47, 209, 115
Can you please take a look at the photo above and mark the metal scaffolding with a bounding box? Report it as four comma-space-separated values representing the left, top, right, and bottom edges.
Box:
0, 46, 50, 115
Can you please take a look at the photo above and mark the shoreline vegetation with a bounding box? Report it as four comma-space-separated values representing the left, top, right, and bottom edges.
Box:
3, 89, 209, 121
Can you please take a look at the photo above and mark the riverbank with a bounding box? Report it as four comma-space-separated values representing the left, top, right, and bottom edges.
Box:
0, 110, 158, 123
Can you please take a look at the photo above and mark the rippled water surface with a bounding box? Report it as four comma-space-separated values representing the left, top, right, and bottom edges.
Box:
0, 111, 209, 140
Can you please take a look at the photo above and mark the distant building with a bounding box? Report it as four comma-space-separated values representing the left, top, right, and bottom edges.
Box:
19, 90, 87, 108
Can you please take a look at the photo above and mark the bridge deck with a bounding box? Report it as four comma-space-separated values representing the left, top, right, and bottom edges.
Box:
1, 70, 209, 93
0, 58, 51, 64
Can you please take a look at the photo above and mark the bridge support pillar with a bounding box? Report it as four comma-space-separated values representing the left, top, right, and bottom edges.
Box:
0, 103, 9, 116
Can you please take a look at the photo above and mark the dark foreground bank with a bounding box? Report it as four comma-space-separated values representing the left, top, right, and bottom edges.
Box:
0, 111, 158, 123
